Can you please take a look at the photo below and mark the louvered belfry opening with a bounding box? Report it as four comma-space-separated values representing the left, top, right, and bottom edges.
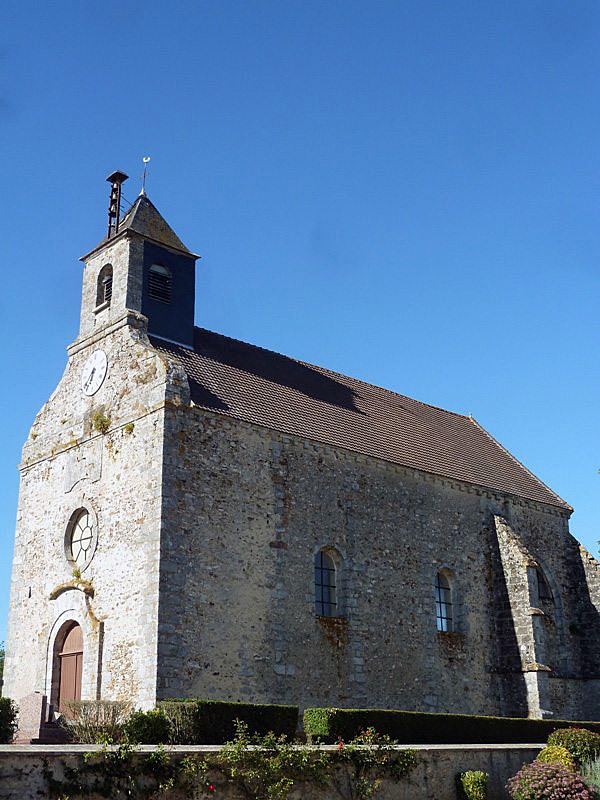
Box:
96, 264, 113, 307
148, 264, 172, 303
103, 274, 112, 304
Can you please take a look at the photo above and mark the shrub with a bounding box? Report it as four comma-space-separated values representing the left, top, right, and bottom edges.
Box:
507, 761, 596, 800
216, 720, 331, 800
161, 701, 198, 744
159, 699, 298, 744
581, 758, 600, 794
61, 700, 132, 743
457, 770, 488, 800
303, 707, 600, 745
548, 729, 600, 766
124, 708, 170, 744
43, 722, 419, 800
0, 698, 17, 744
334, 727, 419, 799
536, 745, 577, 770
214, 722, 417, 800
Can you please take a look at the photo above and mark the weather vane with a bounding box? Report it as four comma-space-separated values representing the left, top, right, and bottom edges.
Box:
140, 156, 151, 195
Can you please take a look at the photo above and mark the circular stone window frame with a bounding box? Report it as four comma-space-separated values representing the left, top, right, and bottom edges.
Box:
64, 505, 99, 573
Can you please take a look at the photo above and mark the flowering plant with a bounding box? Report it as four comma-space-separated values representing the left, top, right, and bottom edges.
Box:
547, 729, 600, 767
536, 745, 577, 771
507, 761, 597, 800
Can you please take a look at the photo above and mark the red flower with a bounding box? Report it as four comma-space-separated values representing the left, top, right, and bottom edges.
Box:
207, 784, 215, 793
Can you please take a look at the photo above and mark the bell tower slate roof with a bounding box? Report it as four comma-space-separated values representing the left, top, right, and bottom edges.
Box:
83, 194, 197, 259
150, 329, 571, 512
118, 195, 195, 255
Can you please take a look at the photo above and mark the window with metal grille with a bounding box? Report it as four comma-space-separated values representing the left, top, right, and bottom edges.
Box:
64, 507, 98, 571
315, 550, 337, 617
435, 571, 453, 632
537, 568, 553, 604
148, 264, 172, 303
96, 264, 113, 307
69, 510, 94, 568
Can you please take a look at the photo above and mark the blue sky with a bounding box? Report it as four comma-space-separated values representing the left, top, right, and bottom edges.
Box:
1, 1, 599, 644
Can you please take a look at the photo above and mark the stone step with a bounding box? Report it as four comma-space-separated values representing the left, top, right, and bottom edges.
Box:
30, 723, 71, 745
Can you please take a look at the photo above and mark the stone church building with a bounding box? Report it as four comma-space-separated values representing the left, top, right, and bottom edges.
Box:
5, 173, 600, 725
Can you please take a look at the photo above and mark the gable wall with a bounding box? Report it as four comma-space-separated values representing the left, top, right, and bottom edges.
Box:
4, 324, 169, 710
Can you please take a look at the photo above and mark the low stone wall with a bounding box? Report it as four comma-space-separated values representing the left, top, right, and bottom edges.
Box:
0, 742, 542, 800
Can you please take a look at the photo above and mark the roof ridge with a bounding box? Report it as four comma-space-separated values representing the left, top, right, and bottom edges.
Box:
118, 194, 142, 225
121, 194, 195, 255
469, 417, 572, 511
195, 326, 470, 421
307, 359, 470, 420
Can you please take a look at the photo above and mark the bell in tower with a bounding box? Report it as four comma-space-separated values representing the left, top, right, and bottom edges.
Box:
106, 171, 129, 238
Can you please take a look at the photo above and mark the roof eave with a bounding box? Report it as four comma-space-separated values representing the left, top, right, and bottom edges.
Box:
79, 228, 201, 262
468, 416, 573, 513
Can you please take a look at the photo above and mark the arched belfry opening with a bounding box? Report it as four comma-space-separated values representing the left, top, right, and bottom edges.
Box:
51, 621, 83, 714
96, 264, 113, 308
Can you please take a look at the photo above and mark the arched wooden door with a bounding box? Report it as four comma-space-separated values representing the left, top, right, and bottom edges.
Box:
58, 622, 83, 713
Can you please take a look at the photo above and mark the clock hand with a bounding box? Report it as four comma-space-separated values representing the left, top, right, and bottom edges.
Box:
84, 367, 96, 389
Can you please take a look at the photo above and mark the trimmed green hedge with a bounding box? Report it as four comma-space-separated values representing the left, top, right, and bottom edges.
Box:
303, 707, 600, 745
160, 701, 197, 744
159, 699, 299, 744
124, 708, 171, 744
0, 698, 18, 744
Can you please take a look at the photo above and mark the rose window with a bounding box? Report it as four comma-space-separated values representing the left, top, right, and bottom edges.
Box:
69, 510, 94, 567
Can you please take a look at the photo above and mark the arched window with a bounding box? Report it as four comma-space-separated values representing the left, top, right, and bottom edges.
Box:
435, 571, 453, 632
537, 568, 554, 604
96, 264, 113, 307
315, 549, 337, 617
148, 264, 172, 303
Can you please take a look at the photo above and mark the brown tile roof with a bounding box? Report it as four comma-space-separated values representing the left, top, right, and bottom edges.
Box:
150, 328, 571, 511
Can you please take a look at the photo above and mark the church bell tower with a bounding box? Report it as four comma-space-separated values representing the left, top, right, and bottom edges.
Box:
3, 170, 199, 724
78, 172, 199, 348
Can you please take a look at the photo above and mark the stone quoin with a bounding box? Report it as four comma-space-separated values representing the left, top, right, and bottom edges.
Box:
5, 173, 600, 731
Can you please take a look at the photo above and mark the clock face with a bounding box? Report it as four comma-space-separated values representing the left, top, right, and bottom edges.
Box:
81, 350, 108, 396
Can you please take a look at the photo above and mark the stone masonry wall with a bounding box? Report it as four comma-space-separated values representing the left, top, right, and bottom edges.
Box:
4, 317, 175, 710
78, 236, 145, 341
498, 506, 600, 720
0, 743, 543, 800
156, 403, 598, 718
